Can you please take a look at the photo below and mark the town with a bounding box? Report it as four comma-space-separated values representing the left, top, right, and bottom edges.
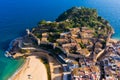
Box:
6, 7, 120, 80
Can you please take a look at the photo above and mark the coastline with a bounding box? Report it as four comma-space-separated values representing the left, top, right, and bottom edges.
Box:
9, 55, 48, 80
1, 0, 120, 80
6, 7, 120, 80
8, 28, 119, 80
8, 59, 26, 80
110, 38, 119, 43
110, 27, 119, 42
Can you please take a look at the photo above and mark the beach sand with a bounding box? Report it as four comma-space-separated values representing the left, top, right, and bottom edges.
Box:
12, 56, 48, 80
110, 38, 118, 43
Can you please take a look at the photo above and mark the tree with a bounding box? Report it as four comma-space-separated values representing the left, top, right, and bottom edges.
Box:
97, 16, 102, 21
38, 20, 46, 25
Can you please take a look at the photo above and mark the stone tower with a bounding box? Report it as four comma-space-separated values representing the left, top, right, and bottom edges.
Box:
26, 29, 30, 35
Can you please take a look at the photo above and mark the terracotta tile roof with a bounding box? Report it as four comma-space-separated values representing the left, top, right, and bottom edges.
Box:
62, 43, 77, 48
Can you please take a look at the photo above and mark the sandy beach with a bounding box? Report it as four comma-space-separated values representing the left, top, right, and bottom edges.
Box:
11, 56, 48, 80
110, 38, 118, 43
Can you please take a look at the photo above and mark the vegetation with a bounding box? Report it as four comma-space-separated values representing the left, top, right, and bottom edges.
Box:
20, 49, 30, 53
32, 7, 112, 41
32, 7, 112, 52
38, 20, 47, 26
34, 33, 42, 39
40, 57, 51, 80
101, 40, 106, 49
79, 42, 86, 49
48, 33, 60, 42
56, 7, 97, 24
56, 7, 112, 35
54, 47, 63, 54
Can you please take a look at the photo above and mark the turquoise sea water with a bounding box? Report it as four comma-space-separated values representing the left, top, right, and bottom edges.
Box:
0, 0, 120, 80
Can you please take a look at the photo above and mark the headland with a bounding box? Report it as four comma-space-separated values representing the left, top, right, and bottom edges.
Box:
6, 7, 120, 80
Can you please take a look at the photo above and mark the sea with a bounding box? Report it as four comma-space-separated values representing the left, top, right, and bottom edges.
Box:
0, 0, 120, 80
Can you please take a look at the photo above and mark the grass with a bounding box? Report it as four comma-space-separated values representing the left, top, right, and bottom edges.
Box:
40, 57, 51, 80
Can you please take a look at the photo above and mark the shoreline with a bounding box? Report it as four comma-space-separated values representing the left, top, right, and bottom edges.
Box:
6, 11, 119, 79
110, 38, 119, 43
8, 27, 120, 80
8, 59, 26, 80
9, 55, 48, 80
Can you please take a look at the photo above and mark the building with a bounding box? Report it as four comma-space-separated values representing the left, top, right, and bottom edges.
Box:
71, 65, 100, 80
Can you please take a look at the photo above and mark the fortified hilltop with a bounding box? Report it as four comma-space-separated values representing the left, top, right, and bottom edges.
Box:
7, 7, 120, 80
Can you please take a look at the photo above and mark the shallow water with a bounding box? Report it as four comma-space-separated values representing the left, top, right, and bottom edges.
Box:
0, 0, 120, 79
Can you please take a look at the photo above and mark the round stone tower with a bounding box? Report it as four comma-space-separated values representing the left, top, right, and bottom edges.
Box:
26, 29, 30, 35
